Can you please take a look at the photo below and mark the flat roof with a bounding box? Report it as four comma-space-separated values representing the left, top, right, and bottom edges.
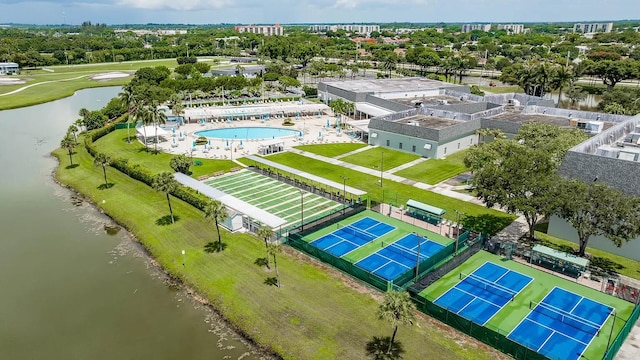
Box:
397, 114, 462, 129
406, 199, 445, 215
532, 244, 589, 268
245, 155, 367, 196
174, 172, 287, 228
394, 95, 475, 106
355, 102, 395, 117
322, 77, 454, 94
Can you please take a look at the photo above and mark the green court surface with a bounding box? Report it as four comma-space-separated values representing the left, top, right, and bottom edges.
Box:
205, 169, 341, 228
303, 209, 453, 264
421, 251, 635, 360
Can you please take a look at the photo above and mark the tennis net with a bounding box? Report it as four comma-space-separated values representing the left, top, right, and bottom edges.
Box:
529, 301, 602, 335
382, 241, 423, 262
337, 224, 376, 242
460, 272, 518, 301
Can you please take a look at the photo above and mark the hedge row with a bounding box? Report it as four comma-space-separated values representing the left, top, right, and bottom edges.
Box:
84, 116, 210, 211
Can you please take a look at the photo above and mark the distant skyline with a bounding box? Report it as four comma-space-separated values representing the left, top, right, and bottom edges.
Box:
0, 0, 639, 26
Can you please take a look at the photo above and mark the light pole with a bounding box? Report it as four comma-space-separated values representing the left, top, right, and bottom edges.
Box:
380, 151, 384, 187
413, 232, 422, 282
454, 210, 466, 254
298, 189, 304, 231
186, 42, 189, 57
340, 175, 349, 214
181, 249, 186, 267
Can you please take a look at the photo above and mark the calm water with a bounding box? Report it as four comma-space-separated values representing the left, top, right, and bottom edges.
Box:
195, 127, 302, 140
0, 87, 266, 360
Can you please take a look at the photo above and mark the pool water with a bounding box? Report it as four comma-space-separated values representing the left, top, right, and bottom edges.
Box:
195, 127, 302, 140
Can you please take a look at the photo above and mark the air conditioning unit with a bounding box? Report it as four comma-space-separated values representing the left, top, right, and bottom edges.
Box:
437, 99, 448, 105
507, 99, 520, 106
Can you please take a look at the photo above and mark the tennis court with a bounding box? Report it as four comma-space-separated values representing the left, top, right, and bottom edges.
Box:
310, 217, 395, 257
433, 262, 533, 325
205, 169, 341, 228
355, 233, 445, 281
507, 287, 614, 360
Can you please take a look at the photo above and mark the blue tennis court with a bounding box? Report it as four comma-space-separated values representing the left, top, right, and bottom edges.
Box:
507, 287, 614, 360
355, 233, 444, 281
434, 262, 533, 325
310, 217, 395, 257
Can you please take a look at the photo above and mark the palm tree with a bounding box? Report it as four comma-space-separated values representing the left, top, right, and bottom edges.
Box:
552, 66, 574, 106
266, 242, 282, 287
169, 95, 185, 125
60, 133, 77, 165
68, 124, 79, 141
118, 84, 137, 143
93, 152, 111, 187
257, 226, 274, 269
377, 291, 416, 354
149, 102, 167, 153
152, 172, 178, 224
74, 118, 85, 133
78, 107, 90, 120
204, 200, 228, 251
131, 102, 151, 151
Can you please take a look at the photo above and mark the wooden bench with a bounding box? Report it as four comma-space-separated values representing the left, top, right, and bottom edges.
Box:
230, 167, 241, 173
213, 171, 225, 177
197, 175, 210, 181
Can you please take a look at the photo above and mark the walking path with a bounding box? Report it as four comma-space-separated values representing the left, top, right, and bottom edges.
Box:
334, 145, 375, 159
386, 157, 429, 174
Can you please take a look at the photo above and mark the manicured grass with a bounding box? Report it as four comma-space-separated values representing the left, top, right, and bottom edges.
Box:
294, 143, 368, 158
477, 85, 522, 94
534, 230, 640, 281
340, 147, 420, 171
422, 251, 634, 360
94, 129, 236, 177
53, 141, 504, 360
395, 150, 469, 185
240, 152, 515, 229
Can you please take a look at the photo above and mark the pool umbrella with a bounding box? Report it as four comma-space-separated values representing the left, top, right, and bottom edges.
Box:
326, 119, 330, 128
208, 139, 211, 145
337, 127, 341, 134
240, 140, 243, 146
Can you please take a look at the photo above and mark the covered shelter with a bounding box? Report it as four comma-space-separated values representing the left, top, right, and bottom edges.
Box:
530, 244, 589, 278
406, 199, 445, 225
136, 125, 169, 144
258, 139, 285, 155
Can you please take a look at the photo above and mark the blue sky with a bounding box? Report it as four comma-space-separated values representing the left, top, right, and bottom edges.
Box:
0, 0, 638, 25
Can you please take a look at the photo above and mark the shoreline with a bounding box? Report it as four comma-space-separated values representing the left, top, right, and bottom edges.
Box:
50, 165, 281, 360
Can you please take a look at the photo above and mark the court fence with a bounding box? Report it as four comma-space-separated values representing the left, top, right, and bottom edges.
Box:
409, 293, 548, 360
603, 304, 640, 360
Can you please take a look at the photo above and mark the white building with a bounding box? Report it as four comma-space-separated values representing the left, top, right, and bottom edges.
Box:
461, 24, 491, 33
496, 24, 526, 34
309, 24, 380, 36
573, 22, 614, 34
0, 62, 19, 75
235, 24, 283, 36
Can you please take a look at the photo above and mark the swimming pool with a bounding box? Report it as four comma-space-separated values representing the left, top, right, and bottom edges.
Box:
194, 127, 302, 140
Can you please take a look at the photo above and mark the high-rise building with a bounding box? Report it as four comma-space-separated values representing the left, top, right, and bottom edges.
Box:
573, 23, 614, 34
461, 24, 491, 33
235, 24, 283, 36
309, 24, 380, 36
496, 24, 526, 34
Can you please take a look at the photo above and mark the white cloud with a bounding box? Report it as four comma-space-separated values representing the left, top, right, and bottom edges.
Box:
115, 0, 234, 11
333, 0, 426, 9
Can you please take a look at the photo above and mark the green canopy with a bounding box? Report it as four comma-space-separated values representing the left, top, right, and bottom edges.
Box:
532, 244, 589, 270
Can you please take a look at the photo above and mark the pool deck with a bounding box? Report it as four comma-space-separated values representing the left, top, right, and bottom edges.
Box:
153, 114, 363, 160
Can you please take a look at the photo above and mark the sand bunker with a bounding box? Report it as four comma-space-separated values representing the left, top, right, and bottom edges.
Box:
89, 72, 131, 81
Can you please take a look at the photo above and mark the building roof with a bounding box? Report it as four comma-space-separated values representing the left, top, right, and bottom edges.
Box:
0, 62, 19, 66
355, 103, 395, 117
397, 114, 462, 130
321, 77, 455, 94
532, 244, 589, 269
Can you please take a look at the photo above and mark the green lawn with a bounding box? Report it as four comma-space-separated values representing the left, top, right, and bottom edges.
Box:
340, 147, 420, 171
94, 129, 236, 178
240, 152, 515, 231
477, 85, 522, 94
422, 251, 634, 360
395, 150, 469, 185
294, 143, 368, 158
53, 139, 504, 360
534, 230, 640, 281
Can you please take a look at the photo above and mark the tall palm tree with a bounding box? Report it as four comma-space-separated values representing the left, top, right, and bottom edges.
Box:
266, 242, 282, 287
67, 124, 79, 141
204, 200, 228, 251
148, 101, 167, 153
93, 152, 111, 187
552, 66, 574, 106
60, 133, 77, 165
257, 226, 274, 269
152, 172, 178, 224
118, 84, 137, 143
377, 291, 416, 354
131, 101, 152, 151
169, 95, 185, 125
